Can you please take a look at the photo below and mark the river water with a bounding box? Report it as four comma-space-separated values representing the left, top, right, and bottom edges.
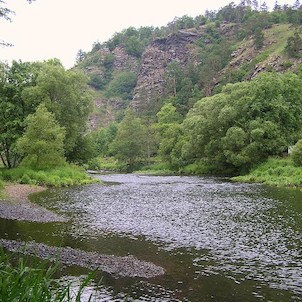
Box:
1, 174, 302, 301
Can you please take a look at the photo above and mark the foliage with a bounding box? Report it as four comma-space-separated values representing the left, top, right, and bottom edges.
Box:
17, 104, 66, 170
66, 132, 99, 166
0, 164, 97, 187
125, 36, 144, 57
285, 30, 302, 57
291, 139, 302, 166
87, 156, 124, 172
182, 72, 302, 173
254, 28, 265, 49
106, 26, 154, 55
156, 102, 182, 124
96, 123, 118, 156
0, 247, 95, 301
110, 110, 146, 171
136, 160, 176, 175
0, 61, 38, 168
23, 60, 93, 161
233, 157, 302, 187
105, 72, 137, 100
155, 103, 183, 167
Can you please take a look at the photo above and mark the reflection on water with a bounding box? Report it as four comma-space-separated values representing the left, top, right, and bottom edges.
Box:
1, 174, 302, 301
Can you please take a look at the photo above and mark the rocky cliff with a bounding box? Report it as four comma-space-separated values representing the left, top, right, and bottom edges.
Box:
79, 22, 301, 129
131, 29, 202, 112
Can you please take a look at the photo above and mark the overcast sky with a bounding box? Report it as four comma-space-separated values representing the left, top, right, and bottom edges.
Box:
0, 0, 294, 69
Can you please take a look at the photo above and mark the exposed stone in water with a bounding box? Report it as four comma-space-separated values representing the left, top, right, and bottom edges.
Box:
0, 239, 165, 278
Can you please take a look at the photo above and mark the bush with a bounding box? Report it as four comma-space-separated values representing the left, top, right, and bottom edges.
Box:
105, 72, 137, 100
88, 157, 125, 172
0, 165, 98, 187
291, 139, 302, 166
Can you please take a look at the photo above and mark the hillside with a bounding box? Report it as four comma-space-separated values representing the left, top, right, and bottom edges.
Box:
75, 3, 302, 130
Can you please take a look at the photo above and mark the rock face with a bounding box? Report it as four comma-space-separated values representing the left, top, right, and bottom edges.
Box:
83, 23, 299, 128
131, 30, 201, 112
112, 46, 140, 73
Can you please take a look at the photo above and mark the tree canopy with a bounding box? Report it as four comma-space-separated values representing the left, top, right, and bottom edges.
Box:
181, 72, 302, 172
17, 104, 66, 169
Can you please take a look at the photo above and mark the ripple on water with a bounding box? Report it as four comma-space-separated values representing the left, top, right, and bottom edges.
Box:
39, 174, 302, 296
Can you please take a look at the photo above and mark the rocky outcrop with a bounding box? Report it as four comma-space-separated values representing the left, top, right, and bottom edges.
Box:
112, 46, 140, 73
130, 30, 202, 112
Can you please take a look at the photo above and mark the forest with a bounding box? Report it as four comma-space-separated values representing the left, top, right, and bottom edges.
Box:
2, 0, 302, 187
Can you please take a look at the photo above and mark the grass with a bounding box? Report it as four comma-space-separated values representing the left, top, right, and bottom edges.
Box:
233, 157, 302, 187
0, 164, 98, 187
136, 161, 176, 175
88, 157, 126, 172
0, 247, 95, 302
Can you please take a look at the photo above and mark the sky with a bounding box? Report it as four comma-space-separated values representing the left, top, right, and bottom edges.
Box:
0, 0, 295, 69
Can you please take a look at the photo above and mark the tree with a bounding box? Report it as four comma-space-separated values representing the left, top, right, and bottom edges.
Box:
291, 139, 302, 166
254, 28, 265, 49
22, 60, 93, 161
105, 72, 137, 100
286, 31, 302, 57
17, 104, 66, 169
0, 0, 34, 45
110, 110, 146, 171
125, 36, 143, 57
0, 61, 37, 168
182, 72, 302, 172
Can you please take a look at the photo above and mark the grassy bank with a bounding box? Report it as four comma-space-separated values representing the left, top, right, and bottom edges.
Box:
0, 164, 98, 187
0, 247, 93, 301
232, 157, 302, 187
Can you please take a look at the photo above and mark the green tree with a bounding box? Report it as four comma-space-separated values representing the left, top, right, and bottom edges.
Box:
0, 61, 37, 168
23, 60, 93, 161
286, 30, 302, 57
157, 102, 182, 125
96, 123, 118, 156
156, 102, 182, 166
254, 28, 265, 49
17, 104, 66, 169
0, 0, 34, 45
105, 72, 137, 100
291, 139, 302, 166
125, 36, 143, 57
110, 110, 146, 171
183, 72, 302, 172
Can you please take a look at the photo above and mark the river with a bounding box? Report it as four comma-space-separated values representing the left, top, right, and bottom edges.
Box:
1, 174, 302, 301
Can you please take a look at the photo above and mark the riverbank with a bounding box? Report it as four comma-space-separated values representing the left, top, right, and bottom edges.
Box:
0, 182, 165, 280
232, 157, 302, 187
0, 183, 67, 222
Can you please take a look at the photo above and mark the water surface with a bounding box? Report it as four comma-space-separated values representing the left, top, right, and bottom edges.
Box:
1, 174, 302, 301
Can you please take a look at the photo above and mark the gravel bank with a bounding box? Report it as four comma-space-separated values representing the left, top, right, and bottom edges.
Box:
0, 184, 165, 278
0, 184, 66, 222
0, 239, 165, 278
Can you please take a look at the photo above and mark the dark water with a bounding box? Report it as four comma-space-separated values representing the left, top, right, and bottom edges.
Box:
1, 174, 302, 301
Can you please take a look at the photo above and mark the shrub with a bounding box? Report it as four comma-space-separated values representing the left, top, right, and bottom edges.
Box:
0, 165, 98, 187
291, 139, 302, 166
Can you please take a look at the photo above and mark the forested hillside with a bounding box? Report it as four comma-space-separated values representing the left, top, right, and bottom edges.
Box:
2, 0, 302, 182
74, 0, 302, 177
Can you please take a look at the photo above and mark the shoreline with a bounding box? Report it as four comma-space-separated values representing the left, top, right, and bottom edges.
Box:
0, 183, 67, 223
0, 183, 166, 279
